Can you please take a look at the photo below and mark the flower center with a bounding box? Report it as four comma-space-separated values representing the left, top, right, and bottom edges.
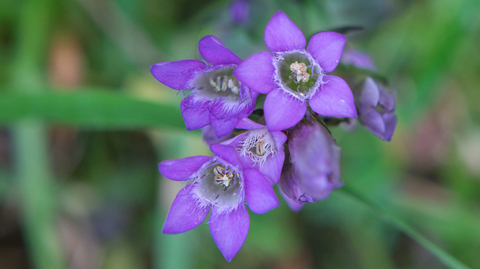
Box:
240, 128, 276, 166
289, 61, 310, 83
193, 66, 242, 100
274, 51, 321, 100
193, 160, 243, 209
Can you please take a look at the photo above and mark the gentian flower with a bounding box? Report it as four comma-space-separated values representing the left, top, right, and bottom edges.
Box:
159, 144, 279, 261
151, 35, 257, 138
353, 77, 397, 141
234, 11, 357, 131
279, 119, 343, 203
220, 118, 287, 184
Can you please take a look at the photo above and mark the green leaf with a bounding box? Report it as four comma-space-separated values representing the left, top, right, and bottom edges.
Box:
0, 89, 185, 129
338, 186, 471, 269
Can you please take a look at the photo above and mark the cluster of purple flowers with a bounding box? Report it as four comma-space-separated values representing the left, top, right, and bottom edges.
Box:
151, 11, 397, 261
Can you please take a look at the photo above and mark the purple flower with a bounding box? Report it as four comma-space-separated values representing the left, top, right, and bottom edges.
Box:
150, 35, 258, 138
233, 11, 357, 131
220, 118, 287, 184
230, 0, 250, 25
279, 119, 343, 204
354, 77, 397, 141
159, 145, 279, 262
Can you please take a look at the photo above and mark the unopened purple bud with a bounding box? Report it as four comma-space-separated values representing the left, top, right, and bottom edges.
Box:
230, 0, 250, 25
354, 77, 397, 141
279, 120, 343, 204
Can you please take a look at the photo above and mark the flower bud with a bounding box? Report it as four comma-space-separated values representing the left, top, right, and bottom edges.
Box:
354, 77, 397, 141
279, 119, 343, 204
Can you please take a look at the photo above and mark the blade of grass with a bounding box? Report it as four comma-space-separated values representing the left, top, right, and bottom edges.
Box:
12, 0, 65, 268
0, 90, 184, 129
337, 186, 471, 269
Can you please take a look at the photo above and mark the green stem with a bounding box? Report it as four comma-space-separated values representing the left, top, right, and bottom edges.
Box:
338, 186, 471, 269
12, 0, 65, 268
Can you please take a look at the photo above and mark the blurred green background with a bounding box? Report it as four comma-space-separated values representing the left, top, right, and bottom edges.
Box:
0, 0, 479, 268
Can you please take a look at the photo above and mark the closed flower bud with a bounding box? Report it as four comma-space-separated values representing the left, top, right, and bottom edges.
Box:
354, 77, 397, 141
279, 119, 343, 204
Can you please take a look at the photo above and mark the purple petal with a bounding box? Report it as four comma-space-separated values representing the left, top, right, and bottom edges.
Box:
264, 11, 306, 52
217, 132, 258, 169
259, 147, 284, 185
382, 112, 397, 141
264, 89, 307, 131
360, 108, 385, 134
244, 169, 280, 214
210, 144, 242, 168
159, 156, 211, 181
280, 190, 303, 212
150, 60, 206, 90
258, 130, 286, 184
309, 75, 357, 118
379, 87, 396, 112
209, 204, 249, 262
307, 32, 346, 72
357, 77, 380, 107
235, 118, 265, 130
198, 35, 242, 65
209, 113, 239, 138
233, 51, 276, 94
221, 132, 246, 147
162, 186, 209, 234
180, 97, 211, 130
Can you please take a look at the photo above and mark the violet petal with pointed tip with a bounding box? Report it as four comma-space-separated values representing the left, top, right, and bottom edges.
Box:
159, 156, 211, 181
233, 51, 276, 94
199, 35, 242, 65
236, 117, 265, 130
244, 169, 280, 214
306, 32, 346, 72
162, 186, 209, 234
265, 89, 307, 131
209, 205, 250, 262
309, 75, 357, 118
150, 60, 206, 90
264, 11, 306, 53
210, 144, 242, 168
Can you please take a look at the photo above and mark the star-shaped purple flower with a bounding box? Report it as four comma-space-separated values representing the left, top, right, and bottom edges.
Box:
233, 11, 357, 131
159, 144, 279, 262
220, 118, 287, 184
151, 35, 258, 138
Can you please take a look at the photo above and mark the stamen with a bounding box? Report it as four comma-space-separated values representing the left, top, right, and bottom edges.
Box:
206, 73, 241, 96
289, 61, 310, 83
213, 165, 235, 191
240, 128, 276, 166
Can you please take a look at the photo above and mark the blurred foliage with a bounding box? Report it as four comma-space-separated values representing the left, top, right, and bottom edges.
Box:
0, 0, 479, 268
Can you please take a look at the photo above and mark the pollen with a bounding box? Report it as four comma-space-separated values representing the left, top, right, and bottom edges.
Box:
240, 128, 276, 166
289, 61, 310, 83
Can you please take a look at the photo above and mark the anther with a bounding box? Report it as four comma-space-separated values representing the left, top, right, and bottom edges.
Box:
289, 61, 310, 83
